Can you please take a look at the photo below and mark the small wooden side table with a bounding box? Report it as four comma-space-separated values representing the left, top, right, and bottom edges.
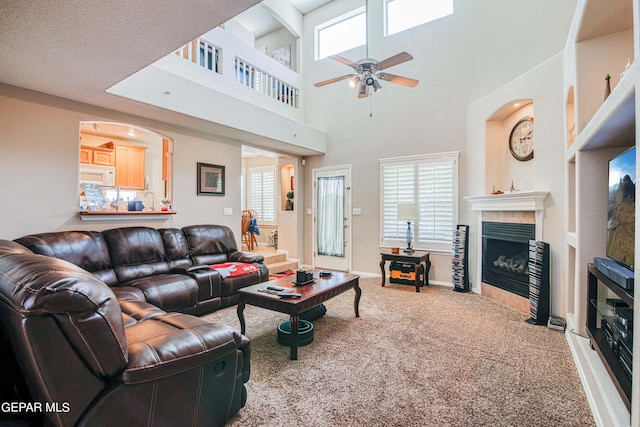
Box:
380, 250, 431, 292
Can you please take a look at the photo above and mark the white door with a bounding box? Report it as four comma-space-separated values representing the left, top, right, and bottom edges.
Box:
313, 166, 351, 271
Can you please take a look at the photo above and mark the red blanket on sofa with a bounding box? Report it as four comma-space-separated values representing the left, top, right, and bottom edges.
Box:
210, 262, 260, 278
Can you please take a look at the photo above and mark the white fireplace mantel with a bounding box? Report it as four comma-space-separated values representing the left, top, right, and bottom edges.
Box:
464, 191, 550, 294
464, 191, 549, 212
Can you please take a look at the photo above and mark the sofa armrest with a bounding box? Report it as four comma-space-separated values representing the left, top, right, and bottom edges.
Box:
228, 250, 264, 263
119, 300, 166, 321
170, 265, 217, 274
120, 312, 250, 385
111, 286, 146, 303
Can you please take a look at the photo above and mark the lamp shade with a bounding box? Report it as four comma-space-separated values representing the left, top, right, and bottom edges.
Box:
397, 203, 420, 221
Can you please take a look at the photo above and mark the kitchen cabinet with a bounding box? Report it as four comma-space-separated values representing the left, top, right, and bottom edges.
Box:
80, 145, 114, 166
101, 142, 147, 190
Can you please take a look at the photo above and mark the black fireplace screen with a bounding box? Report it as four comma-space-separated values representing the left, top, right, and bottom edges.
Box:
482, 222, 535, 298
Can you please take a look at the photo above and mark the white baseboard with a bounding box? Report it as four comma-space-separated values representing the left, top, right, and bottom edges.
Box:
564, 313, 630, 427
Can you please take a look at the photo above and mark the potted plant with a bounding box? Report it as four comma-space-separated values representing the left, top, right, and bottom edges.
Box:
286, 191, 294, 210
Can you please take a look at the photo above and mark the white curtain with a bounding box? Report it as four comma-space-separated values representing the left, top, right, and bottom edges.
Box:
317, 176, 345, 257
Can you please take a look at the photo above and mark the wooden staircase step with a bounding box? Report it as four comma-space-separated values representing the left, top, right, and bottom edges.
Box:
260, 251, 286, 263
266, 260, 299, 276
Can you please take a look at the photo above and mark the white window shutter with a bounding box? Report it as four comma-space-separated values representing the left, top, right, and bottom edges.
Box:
380, 152, 458, 251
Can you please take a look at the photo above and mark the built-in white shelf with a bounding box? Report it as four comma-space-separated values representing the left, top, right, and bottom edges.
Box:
564, 1, 638, 424
569, 61, 636, 158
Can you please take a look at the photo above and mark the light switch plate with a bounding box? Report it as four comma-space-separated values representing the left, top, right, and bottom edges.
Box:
353, 208, 362, 215
223, 207, 233, 216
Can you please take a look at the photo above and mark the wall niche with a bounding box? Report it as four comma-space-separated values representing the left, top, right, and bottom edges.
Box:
484, 99, 535, 194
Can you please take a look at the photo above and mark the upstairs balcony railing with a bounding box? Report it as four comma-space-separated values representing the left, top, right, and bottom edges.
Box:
234, 57, 299, 109
175, 37, 299, 110
175, 38, 220, 74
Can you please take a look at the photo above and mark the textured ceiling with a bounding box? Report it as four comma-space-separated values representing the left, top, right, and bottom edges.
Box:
0, 0, 261, 133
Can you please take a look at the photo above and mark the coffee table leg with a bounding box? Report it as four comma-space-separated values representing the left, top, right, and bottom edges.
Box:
414, 263, 420, 293
380, 259, 386, 287
354, 283, 361, 317
290, 315, 299, 360
237, 299, 246, 334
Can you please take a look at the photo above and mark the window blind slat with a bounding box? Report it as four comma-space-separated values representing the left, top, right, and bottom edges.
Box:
381, 155, 457, 247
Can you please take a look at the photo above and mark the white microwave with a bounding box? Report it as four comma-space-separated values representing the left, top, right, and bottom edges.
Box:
80, 164, 116, 187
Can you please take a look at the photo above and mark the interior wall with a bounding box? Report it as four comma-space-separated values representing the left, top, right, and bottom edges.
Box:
467, 54, 567, 317
256, 27, 297, 72
0, 84, 243, 241
575, 29, 634, 132
300, 0, 577, 281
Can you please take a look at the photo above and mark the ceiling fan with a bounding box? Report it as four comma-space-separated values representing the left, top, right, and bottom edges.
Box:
314, 0, 419, 98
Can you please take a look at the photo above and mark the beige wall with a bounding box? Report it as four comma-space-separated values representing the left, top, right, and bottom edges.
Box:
0, 84, 243, 241
467, 54, 567, 317
300, 0, 576, 283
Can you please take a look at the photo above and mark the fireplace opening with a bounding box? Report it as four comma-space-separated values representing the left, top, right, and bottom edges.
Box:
482, 222, 535, 298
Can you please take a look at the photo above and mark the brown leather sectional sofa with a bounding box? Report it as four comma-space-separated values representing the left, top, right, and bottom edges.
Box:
0, 224, 268, 426
15, 224, 269, 314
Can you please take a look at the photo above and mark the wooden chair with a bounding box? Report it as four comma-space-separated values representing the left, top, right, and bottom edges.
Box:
241, 210, 258, 251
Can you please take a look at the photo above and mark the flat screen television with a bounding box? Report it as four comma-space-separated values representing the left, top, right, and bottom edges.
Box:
606, 146, 636, 271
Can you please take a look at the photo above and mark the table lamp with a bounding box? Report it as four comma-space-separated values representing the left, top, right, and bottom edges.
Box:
397, 203, 419, 253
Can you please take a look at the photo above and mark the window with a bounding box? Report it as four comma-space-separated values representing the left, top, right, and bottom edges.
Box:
315, 7, 365, 60
385, 0, 453, 36
380, 152, 459, 252
248, 166, 276, 223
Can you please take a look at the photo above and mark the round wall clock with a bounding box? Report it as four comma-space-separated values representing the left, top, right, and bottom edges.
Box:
509, 117, 534, 161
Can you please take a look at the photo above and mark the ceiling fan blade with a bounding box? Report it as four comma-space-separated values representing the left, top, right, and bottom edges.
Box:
377, 73, 419, 88
376, 52, 413, 71
328, 55, 359, 70
314, 74, 357, 87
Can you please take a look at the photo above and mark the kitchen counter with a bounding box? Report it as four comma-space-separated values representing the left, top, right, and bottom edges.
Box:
78, 211, 176, 221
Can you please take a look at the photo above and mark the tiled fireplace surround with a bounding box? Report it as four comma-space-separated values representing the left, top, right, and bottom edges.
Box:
465, 191, 549, 314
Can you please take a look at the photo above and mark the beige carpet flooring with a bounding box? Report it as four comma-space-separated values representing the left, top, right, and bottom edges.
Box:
205, 278, 595, 427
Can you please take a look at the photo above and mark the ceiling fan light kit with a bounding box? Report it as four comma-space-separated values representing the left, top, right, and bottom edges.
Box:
314, 0, 419, 99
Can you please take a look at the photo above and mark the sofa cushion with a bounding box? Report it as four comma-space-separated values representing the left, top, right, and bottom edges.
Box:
120, 312, 249, 384
159, 228, 192, 269
182, 225, 237, 265
14, 231, 118, 286
0, 240, 32, 255
120, 274, 198, 313
103, 227, 170, 283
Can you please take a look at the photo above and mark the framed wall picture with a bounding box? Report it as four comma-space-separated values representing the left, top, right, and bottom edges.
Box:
197, 162, 225, 195
272, 45, 291, 68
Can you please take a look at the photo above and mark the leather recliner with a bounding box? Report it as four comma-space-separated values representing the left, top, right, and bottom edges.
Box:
0, 240, 250, 427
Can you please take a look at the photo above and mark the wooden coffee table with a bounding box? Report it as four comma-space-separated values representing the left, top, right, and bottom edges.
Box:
237, 271, 361, 360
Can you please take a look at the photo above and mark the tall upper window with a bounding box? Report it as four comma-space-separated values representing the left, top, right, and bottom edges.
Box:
380, 152, 459, 252
385, 0, 453, 36
248, 166, 276, 223
315, 7, 365, 60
